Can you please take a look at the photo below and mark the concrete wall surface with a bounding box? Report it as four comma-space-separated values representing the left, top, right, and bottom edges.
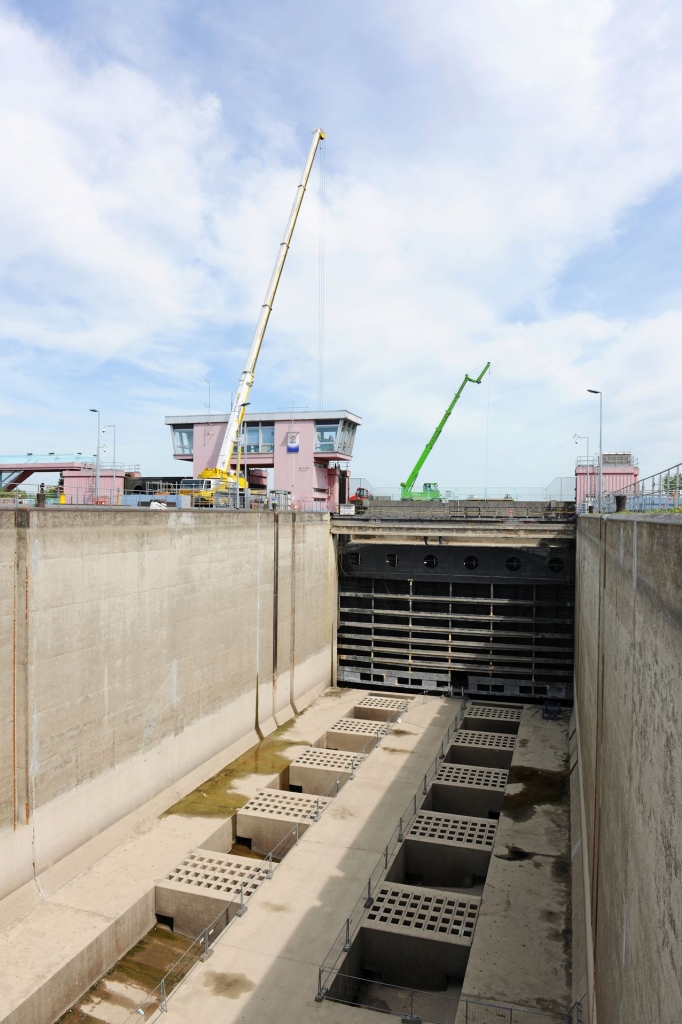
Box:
0, 508, 336, 900
575, 515, 682, 1024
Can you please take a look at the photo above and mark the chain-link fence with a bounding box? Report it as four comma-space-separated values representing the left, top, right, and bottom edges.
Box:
320, 971, 579, 1024
317, 700, 470, 987
111, 705, 407, 1021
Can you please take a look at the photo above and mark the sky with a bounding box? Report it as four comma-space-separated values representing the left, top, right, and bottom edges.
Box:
1, 0, 682, 489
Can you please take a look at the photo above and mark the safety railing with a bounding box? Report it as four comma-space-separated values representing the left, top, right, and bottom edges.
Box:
602, 459, 682, 513
320, 972, 579, 1024
316, 699, 469, 993
118, 704, 407, 1021
0, 487, 341, 513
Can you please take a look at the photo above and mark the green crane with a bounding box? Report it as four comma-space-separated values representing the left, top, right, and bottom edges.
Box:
400, 362, 491, 501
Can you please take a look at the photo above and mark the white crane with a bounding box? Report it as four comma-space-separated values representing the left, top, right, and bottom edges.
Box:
210, 127, 326, 480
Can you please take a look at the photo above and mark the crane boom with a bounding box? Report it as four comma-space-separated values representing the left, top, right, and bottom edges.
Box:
214, 128, 326, 474
400, 361, 490, 499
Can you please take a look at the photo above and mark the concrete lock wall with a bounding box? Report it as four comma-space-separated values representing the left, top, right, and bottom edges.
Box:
0, 508, 337, 901
575, 515, 682, 1024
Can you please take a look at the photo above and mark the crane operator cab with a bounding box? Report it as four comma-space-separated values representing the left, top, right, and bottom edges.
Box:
177, 475, 247, 507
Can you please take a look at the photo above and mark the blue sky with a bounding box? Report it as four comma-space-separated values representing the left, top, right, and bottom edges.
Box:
2, 0, 682, 488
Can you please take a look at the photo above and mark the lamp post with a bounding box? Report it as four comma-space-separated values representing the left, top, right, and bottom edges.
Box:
104, 425, 116, 503
89, 409, 100, 502
573, 434, 590, 506
587, 390, 602, 512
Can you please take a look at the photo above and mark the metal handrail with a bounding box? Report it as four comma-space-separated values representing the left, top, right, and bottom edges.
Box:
316, 699, 469, 988
602, 458, 682, 512
118, 703, 409, 1020
320, 970, 576, 1024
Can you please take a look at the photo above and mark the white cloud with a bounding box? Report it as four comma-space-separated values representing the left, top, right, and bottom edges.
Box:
0, 0, 681, 483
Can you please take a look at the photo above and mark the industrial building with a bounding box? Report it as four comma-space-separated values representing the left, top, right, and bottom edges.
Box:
165, 408, 361, 508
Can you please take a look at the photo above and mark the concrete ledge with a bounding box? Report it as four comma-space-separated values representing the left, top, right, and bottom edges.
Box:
2, 891, 154, 1024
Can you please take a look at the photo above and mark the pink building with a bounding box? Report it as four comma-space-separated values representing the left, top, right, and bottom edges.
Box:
575, 453, 639, 506
165, 410, 361, 508
62, 468, 132, 504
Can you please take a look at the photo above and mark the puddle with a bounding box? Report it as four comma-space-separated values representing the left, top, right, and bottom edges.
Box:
163, 721, 305, 818
203, 970, 256, 998
58, 925, 194, 1023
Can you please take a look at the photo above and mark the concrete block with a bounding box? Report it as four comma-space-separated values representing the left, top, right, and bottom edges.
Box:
425, 763, 508, 818
347, 696, 409, 722
325, 718, 388, 752
339, 882, 481, 989
236, 789, 330, 856
289, 748, 365, 795
463, 704, 522, 734
386, 811, 497, 888
446, 729, 516, 769
155, 851, 268, 938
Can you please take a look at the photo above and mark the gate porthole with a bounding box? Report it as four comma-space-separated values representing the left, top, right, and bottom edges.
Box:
505, 556, 521, 572
423, 554, 438, 568
464, 555, 479, 571
386, 553, 399, 567
548, 557, 564, 573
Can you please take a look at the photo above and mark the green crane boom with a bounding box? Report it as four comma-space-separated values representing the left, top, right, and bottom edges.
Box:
400, 362, 491, 500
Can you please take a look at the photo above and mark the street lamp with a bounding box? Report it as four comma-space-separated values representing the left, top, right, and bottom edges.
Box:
89, 409, 100, 501
104, 425, 116, 503
573, 434, 590, 507
587, 390, 602, 512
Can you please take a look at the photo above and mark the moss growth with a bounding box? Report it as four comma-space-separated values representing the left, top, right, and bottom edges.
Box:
162, 720, 307, 818
58, 925, 194, 1022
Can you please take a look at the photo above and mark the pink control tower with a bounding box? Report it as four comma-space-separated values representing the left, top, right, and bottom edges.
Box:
165, 409, 361, 508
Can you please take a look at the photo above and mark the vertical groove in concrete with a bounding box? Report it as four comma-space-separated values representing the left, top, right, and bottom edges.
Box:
272, 511, 279, 718
13, 510, 30, 828
290, 513, 298, 714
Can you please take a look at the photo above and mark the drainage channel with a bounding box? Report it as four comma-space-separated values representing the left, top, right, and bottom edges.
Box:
316, 700, 579, 1024
57, 694, 413, 1024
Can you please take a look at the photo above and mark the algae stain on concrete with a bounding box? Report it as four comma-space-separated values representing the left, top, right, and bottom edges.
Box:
203, 971, 256, 998
163, 721, 304, 818
502, 765, 568, 823
58, 925, 194, 1023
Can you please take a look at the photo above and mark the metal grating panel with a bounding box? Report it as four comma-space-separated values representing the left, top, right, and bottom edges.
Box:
407, 811, 496, 849
450, 730, 516, 750
240, 789, 331, 821
164, 852, 268, 896
290, 748, 365, 770
366, 884, 479, 939
434, 764, 508, 791
466, 705, 523, 722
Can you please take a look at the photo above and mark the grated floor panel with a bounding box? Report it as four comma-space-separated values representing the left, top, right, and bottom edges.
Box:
365, 884, 480, 940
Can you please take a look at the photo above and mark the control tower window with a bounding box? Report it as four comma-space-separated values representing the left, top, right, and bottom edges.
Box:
172, 428, 193, 456
315, 424, 339, 452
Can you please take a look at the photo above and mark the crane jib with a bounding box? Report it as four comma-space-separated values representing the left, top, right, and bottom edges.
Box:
401, 361, 491, 499
210, 128, 326, 479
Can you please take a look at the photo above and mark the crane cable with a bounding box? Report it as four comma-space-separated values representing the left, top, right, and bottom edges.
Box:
318, 138, 326, 410
484, 365, 491, 498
